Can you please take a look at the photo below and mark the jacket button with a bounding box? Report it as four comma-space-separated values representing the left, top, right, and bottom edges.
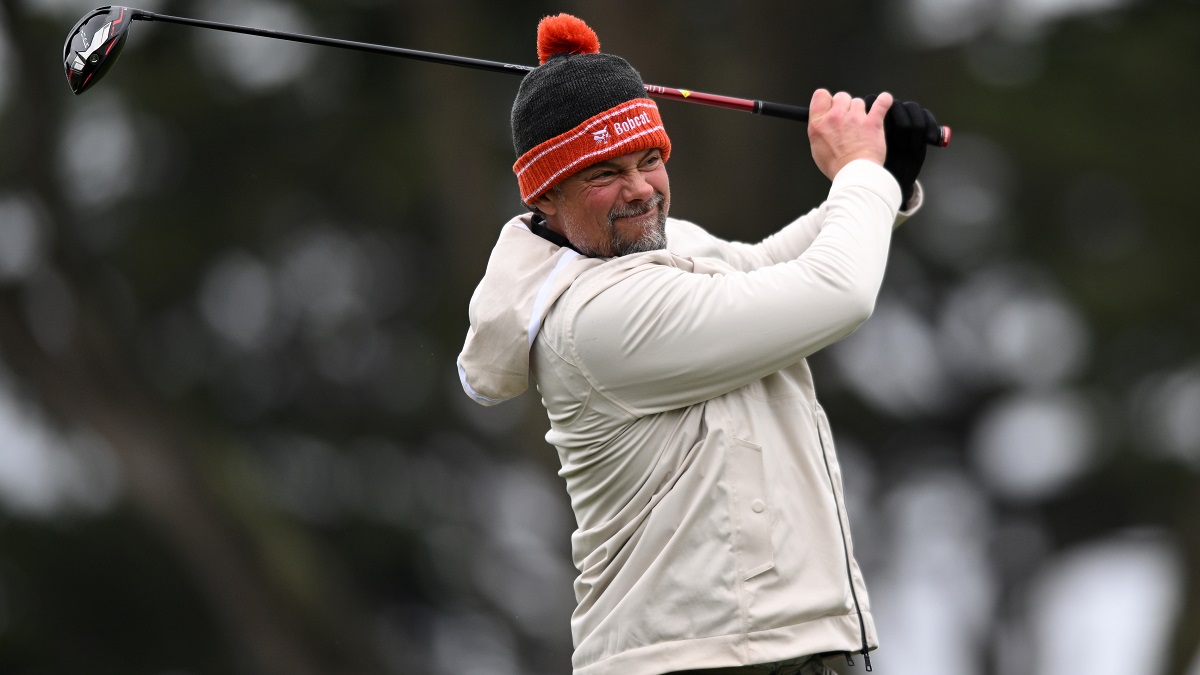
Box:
751, 499, 766, 513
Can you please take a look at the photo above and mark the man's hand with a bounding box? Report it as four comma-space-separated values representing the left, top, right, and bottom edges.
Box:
808, 89, 890, 182
865, 95, 938, 209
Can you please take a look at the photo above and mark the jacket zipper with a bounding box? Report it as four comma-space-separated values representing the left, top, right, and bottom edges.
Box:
815, 423, 873, 672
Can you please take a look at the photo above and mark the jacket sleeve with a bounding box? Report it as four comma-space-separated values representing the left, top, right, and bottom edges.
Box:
567, 160, 902, 416
668, 180, 923, 272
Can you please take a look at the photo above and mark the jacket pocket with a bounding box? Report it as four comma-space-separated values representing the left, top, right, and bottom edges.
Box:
728, 437, 775, 580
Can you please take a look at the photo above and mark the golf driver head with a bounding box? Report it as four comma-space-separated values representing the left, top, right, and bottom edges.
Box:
64, 6, 136, 95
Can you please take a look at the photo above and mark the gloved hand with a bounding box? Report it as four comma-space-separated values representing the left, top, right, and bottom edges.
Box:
865, 95, 937, 210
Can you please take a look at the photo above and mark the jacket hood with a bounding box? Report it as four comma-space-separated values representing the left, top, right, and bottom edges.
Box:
458, 213, 604, 405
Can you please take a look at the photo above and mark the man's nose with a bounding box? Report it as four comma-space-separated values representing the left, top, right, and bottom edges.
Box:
621, 170, 655, 202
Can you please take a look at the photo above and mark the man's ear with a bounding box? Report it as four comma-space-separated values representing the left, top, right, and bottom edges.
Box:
530, 190, 558, 217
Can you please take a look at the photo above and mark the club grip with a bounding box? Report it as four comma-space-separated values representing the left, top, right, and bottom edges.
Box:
756, 99, 951, 147
756, 100, 809, 122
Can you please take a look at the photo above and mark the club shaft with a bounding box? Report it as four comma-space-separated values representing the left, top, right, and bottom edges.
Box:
134, 10, 949, 147
138, 10, 534, 76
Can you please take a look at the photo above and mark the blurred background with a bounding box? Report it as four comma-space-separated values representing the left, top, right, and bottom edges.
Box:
1, 0, 1198, 673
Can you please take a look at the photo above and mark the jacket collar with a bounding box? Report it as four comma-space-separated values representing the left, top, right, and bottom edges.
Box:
530, 213, 582, 254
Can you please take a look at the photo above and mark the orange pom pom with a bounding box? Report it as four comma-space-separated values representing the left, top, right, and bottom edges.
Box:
536, 14, 601, 64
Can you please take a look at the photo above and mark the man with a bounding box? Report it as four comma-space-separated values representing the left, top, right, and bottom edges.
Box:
458, 13, 932, 675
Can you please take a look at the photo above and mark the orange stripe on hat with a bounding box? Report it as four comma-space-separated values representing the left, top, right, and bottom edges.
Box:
514, 98, 671, 203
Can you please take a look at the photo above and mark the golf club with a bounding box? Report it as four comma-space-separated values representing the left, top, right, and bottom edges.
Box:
64, 5, 951, 147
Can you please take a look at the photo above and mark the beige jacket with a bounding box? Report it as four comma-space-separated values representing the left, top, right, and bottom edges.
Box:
458, 160, 913, 674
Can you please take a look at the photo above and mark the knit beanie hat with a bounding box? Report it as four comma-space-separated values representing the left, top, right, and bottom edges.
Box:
511, 14, 672, 204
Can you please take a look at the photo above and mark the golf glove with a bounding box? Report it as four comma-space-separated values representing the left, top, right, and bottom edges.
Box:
865, 95, 937, 210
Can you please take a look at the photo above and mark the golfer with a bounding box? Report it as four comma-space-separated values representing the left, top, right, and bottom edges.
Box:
459, 13, 931, 675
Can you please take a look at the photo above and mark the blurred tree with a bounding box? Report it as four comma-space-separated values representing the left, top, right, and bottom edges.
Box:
0, 0, 1196, 673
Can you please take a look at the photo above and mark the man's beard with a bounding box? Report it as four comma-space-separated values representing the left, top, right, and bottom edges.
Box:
607, 192, 667, 256
560, 192, 668, 258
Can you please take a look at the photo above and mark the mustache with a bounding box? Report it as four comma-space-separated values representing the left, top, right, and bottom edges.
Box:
608, 192, 665, 224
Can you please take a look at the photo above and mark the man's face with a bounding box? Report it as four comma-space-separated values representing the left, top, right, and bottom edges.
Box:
533, 148, 670, 258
